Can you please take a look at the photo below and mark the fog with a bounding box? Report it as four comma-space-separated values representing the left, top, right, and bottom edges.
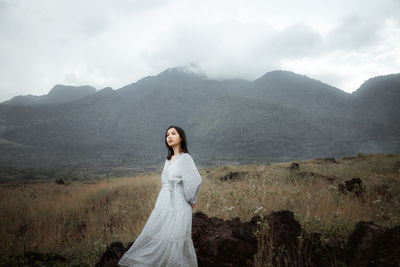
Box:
0, 0, 399, 102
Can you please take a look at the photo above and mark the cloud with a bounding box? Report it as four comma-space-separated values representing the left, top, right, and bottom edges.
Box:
143, 21, 323, 81
0, 0, 399, 101
324, 15, 382, 51
257, 23, 323, 60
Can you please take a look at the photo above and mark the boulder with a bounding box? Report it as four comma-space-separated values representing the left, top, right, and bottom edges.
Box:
346, 221, 400, 266
95, 212, 399, 267
219, 171, 248, 181
192, 211, 257, 267
251, 210, 302, 264
55, 179, 65, 185
95, 241, 131, 267
288, 162, 300, 171
338, 178, 364, 196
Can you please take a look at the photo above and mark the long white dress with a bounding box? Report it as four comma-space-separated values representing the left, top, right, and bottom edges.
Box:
118, 152, 203, 267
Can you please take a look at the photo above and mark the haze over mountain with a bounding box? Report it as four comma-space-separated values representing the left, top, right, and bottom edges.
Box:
0, 67, 399, 182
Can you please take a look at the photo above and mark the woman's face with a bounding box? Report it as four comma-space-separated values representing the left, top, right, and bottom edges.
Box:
166, 127, 181, 148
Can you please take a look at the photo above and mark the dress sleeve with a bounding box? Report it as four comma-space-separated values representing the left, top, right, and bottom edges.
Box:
179, 154, 202, 205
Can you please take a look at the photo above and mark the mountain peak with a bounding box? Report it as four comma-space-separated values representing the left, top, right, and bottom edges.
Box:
48, 84, 96, 96
251, 69, 349, 108
254, 70, 317, 83
136, 64, 207, 85
253, 69, 347, 93
158, 64, 207, 79
352, 73, 400, 97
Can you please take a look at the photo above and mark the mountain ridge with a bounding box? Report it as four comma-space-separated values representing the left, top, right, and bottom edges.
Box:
0, 67, 399, 181
1, 68, 355, 103
3, 84, 97, 105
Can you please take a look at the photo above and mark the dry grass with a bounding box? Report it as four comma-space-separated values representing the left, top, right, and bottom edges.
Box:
0, 153, 399, 266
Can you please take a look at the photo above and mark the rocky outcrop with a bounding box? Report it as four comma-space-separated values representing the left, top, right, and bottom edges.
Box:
0, 252, 67, 266
251, 210, 302, 262
288, 162, 300, 171
219, 171, 248, 181
346, 221, 400, 266
338, 178, 365, 196
55, 179, 65, 185
93, 211, 399, 267
192, 211, 257, 266
95, 241, 131, 267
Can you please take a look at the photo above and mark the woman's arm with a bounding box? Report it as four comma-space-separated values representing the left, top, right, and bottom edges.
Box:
179, 154, 202, 205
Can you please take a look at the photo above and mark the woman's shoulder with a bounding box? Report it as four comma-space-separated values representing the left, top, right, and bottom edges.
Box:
182, 152, 194, 159
179, 152, 194, 163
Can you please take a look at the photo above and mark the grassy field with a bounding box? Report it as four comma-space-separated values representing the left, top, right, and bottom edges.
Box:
0, 153, 399, 266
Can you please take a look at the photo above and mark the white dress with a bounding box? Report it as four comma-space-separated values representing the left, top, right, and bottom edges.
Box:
118, 152, 203, 267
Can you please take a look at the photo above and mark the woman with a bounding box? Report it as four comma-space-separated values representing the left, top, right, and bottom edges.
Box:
118, 125, 202, 267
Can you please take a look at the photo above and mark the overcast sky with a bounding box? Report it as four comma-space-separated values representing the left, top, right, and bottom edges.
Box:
0, 0, 399, 102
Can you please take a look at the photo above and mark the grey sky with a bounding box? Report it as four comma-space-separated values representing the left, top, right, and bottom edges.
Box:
0, 0, 399, 102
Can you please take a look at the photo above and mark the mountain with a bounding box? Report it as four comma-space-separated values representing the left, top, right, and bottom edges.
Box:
351, 74, 400, 127
0, 67, 399, 182
2, 85, 97, 105
252, 70, 351, 115
348, 74, 400, 152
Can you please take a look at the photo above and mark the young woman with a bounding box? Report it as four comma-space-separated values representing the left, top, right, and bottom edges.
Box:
118, 125, 202, 267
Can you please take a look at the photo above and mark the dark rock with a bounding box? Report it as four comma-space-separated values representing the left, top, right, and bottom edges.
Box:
345, 221, 400, 266
0, 252, 67, 266
219, 171, 248, 181
95, 241, 131, 267
316, 157, 337, 163
250, 210, 345, 266
289, 162, 300, 171
55, 179, 65, 185
380, 226, 400, 266
300, 232, 325, 266
251, 210, 302, 263
98, 212, 399, 267
192, 211, 257, 267
301, 232, 346, 267
338, 178, 364, 196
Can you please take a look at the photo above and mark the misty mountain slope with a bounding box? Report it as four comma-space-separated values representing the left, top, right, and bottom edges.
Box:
187, 94, 362, 161
252, 70, 352, 115
0, 91, 129, 153
2, 85, 97, 105
350, 74, 400, 133
0, 67, 399, 180
0, 68, 229, 157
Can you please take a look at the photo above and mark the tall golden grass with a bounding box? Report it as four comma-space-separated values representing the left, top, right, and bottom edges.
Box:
0, 153, 399, 266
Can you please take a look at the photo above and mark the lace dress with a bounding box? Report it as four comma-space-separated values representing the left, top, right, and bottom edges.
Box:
118, 152, 202, 267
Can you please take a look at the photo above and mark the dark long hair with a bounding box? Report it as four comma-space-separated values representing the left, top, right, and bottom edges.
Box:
165, 125, 190, 160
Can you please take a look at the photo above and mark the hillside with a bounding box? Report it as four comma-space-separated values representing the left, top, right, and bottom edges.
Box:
0, 68, 399, 181
0, 153, 399, 266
